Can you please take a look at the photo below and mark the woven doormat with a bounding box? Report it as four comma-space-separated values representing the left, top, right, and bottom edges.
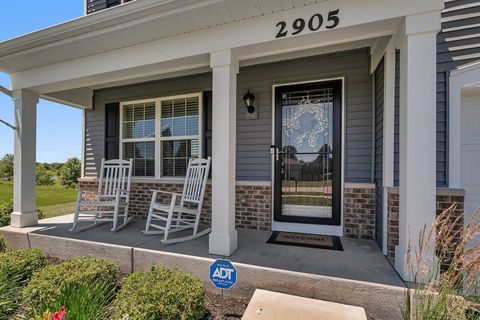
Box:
267, 231, 343, 251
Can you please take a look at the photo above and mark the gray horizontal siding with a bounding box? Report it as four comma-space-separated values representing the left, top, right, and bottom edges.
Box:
394, 50, 400, 187
237, 49, 373, 182
85, 49, 373, 182
436, 0, 480, 186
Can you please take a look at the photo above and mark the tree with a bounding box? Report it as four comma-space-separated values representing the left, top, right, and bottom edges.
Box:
60, 158, 81, 188
282, 145, 298, 160
0, 154, 14, 181
36, 164, 54, 186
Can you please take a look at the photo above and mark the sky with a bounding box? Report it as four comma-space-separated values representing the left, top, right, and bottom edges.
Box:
0, 1, 84, 163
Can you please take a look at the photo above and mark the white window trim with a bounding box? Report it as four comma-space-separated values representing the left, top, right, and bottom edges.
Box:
119, 93, 203, 179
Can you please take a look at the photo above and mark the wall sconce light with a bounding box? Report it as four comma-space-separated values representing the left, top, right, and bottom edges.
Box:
243, 90, 256, 114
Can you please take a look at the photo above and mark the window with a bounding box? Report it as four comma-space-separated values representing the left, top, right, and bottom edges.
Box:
160, 95, 201, 176
120, 93, 202, 178
121, 101, 156, 177
106, 0, 121, 8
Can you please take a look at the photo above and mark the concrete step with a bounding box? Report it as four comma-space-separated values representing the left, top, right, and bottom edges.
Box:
242, 289, 368, 320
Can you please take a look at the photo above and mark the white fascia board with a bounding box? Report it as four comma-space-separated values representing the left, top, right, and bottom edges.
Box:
11, 0, 443, 92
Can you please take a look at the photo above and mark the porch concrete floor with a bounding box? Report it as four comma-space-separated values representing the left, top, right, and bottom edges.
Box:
2, 214, 404, 288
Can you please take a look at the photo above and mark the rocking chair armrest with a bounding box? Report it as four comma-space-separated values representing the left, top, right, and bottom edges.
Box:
150, 190, 182, 198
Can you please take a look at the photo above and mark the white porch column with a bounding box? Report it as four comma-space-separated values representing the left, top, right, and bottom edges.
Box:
208, 49, 239, 256
11, 89, 39, 228
395, 12, 441, 279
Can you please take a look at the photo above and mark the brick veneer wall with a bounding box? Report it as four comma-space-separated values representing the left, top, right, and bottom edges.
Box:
386, 187, 465, 263
78, 179, 271, 231
79, 179, 376, 236
343, 184, 376, 239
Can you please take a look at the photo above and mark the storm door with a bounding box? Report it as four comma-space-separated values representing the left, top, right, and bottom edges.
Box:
273, 80, 342, 225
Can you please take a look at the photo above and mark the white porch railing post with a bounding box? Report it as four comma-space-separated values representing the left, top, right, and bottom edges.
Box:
395, 12, 441, 280
208, 49, 239, 256
10, 89, 39, 228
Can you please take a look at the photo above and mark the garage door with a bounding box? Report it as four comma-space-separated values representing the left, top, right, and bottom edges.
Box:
461, 94, 480, 223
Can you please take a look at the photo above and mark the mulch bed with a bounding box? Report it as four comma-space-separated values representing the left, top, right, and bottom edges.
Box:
203, 291, 250, 320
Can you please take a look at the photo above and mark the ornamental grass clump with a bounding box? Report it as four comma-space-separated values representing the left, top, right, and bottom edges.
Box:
0, 248, 47, 318
23, 256, 119, 317
113, 265, 206, 320
403, 205, 480, 320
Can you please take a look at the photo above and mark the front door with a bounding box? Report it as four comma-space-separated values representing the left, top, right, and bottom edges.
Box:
273, 80, 342, 225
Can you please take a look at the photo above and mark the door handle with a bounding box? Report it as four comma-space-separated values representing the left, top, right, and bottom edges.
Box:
270, 146, 283, 162
270, 146, 279, 161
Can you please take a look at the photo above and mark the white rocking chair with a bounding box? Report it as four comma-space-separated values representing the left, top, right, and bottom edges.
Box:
142, 157, 211, 244
70, 159, 133, 232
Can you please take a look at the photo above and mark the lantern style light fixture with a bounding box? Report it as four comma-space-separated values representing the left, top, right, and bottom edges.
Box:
243, 90, 255, 114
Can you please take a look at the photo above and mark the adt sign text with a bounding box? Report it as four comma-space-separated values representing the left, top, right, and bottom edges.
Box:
209, 259, 237, 290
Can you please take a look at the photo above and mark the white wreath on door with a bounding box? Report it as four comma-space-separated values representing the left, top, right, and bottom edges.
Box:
282, 96, 330, 150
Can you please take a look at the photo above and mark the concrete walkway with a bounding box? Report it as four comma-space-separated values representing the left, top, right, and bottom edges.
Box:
0, 214, 406, 320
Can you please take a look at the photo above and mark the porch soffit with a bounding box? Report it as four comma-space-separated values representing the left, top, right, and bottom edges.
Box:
0, 0, 443, 76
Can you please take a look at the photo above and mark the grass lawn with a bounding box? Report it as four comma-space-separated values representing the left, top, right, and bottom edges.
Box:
0, 183, 77, 219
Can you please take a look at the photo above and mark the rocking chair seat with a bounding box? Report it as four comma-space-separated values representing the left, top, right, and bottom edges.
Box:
151, 203, 197, 215
77, 199, 127, 207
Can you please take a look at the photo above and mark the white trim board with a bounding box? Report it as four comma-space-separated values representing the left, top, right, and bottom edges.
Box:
449, 62, 480, 188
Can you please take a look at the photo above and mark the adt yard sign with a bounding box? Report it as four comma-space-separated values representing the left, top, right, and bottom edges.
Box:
209, 259, 237, 290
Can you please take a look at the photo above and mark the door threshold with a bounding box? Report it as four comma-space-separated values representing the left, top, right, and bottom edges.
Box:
271, 221, 343, 237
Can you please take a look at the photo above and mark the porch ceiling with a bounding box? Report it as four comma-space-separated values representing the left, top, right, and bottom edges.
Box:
0, 0, 443, 75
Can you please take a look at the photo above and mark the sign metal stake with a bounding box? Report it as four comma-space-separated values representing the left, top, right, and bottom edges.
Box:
209, 258, 237, 320
221, 288, 224, 319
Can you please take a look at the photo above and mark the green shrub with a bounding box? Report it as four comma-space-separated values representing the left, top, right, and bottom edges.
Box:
0, 248, 47, 280
0, 154, 13, 181
30, 279, 116, 320
0, 200, 12, 227
36, 164, 55, 186
0, 248, 47, 317
60, 158, 81, 188
113, 265, 206, 320
23, 256, 119, 312
0, 236, 5, 252
0, 200, 44, 227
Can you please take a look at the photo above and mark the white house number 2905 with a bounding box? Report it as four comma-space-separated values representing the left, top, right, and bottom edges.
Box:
275, 9, 340, 39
